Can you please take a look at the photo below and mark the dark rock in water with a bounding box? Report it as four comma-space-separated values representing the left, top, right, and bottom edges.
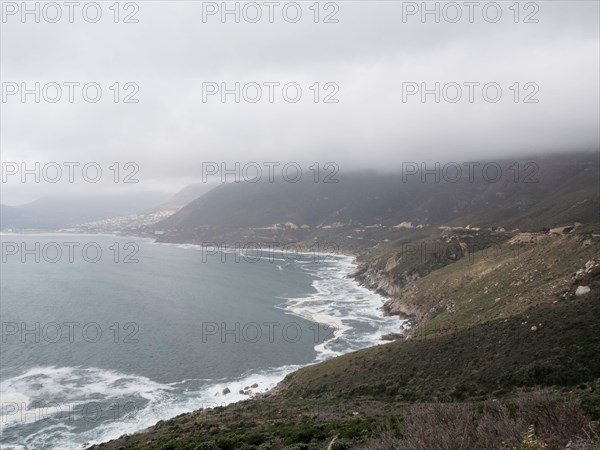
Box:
251, 383, 259, 388
222, 388, 230, 395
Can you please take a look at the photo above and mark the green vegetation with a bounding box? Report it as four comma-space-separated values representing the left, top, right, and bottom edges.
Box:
282, 294, 600, 403
94, 220, 600, 449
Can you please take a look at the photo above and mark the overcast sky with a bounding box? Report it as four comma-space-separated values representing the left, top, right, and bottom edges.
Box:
1, 0, 598, 204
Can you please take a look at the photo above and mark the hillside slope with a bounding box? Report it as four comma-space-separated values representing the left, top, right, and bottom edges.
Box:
94, 227, 600, 450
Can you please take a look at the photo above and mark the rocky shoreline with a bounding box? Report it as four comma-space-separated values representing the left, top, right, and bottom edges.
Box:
351, 261, 420, 333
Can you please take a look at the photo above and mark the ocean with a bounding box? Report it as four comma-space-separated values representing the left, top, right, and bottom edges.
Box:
0, 234, 404, 449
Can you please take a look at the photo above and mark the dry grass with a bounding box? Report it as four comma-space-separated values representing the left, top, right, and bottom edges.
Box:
356, 393, 600, 450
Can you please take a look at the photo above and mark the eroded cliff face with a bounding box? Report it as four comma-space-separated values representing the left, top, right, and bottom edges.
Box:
351, 235, 472, 327
356, 233, 600, 346
352, 230, 516, 330
352, 259, 426, 328
353, 264, 407, 298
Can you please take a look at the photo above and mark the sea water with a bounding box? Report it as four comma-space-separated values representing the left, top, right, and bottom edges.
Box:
0, 234, 404, 449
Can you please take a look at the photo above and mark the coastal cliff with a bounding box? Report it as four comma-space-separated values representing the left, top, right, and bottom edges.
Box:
351, 227, 513, 329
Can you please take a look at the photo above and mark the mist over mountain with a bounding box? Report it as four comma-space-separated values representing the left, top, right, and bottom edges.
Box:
142, 183, 218, 214
0, 191, 169, 230
156, 152, 599, 244
68, 183, 220, 233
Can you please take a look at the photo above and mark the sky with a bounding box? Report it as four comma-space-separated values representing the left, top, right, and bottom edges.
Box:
1, 0, 599, 205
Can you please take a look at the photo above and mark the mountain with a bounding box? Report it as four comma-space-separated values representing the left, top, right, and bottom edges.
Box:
0, 183, 219, 232
155, 152, 599, 245
0, 192, 168, 230
143, 183, 218, 214
73, 183, 218, 233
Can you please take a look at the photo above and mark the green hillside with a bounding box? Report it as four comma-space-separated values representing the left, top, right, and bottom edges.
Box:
94, 224, 600, 450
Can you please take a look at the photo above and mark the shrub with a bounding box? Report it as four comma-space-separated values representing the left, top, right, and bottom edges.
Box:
329, 437, 352, 450
194, 442, 219, 450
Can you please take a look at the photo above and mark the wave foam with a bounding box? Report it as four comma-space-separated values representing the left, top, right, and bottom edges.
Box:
1, 249, 406, 449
